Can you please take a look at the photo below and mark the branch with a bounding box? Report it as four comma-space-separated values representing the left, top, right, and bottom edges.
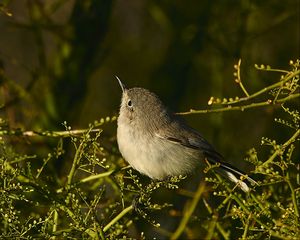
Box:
227, 69, 300, 105
170, 182, 206, 240
177, 93, 300, 115
103, 205, 133, 233
0, 116, 117, 138
258, 129, 300, 168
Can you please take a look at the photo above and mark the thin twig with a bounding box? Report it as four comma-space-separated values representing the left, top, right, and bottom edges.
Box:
227, 69, 300, 104
285, 172, 299, 219
258, 129, 300, 168
79, 170, 115, 184
67, 136, 87, 186
234, 59, 250, 97
28, 129, 101, 137
170, 182, 206, 240
203, 199, 230, 240
177, 93, 300, 115
242, 213, 252, 240
103, 205, 133, 232
205, 214, 218, 240
52, 210, 58, 236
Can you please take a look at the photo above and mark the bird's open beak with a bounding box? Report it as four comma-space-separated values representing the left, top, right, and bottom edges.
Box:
116, 76, 126, 93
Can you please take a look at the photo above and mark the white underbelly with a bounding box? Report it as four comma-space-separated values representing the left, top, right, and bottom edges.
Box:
117, 122, 198, 179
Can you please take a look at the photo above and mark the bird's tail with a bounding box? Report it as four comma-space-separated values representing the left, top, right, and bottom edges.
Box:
206, 158, 257, 192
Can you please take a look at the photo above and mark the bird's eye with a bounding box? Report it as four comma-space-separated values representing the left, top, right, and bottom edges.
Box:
127, 99, 132, 107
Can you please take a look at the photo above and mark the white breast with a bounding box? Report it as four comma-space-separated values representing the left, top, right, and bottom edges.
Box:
117, 120, 166, 179
117, 121, 199, 179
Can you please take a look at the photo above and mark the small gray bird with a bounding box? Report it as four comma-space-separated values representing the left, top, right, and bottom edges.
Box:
116, 77, 256, 192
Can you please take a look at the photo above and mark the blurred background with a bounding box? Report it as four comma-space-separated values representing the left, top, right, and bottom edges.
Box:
0, 0, 299, 238
0, 0, 299, 168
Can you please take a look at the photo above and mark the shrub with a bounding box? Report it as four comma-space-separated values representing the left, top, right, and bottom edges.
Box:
0, 60, 299, 239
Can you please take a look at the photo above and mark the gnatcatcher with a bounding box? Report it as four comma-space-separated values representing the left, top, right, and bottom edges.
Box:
116, 77, 256, 192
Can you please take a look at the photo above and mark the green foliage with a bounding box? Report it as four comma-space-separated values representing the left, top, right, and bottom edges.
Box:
0, 1, 298, 239
0, 61, 299, 239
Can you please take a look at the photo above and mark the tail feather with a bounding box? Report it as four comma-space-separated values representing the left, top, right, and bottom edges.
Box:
206, 158, 257, 192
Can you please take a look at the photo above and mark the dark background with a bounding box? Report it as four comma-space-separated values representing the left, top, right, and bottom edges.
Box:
1, 0, 299, 169
0, 1, 299, 238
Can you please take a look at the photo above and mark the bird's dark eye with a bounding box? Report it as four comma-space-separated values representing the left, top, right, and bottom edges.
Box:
127, 99, 132, 107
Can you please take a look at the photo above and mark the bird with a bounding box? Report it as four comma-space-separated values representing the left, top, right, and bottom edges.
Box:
116, 77, 256, 192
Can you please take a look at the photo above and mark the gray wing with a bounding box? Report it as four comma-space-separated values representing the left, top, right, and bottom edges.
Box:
155, 118, 224, 162
155, 118, 257, 191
